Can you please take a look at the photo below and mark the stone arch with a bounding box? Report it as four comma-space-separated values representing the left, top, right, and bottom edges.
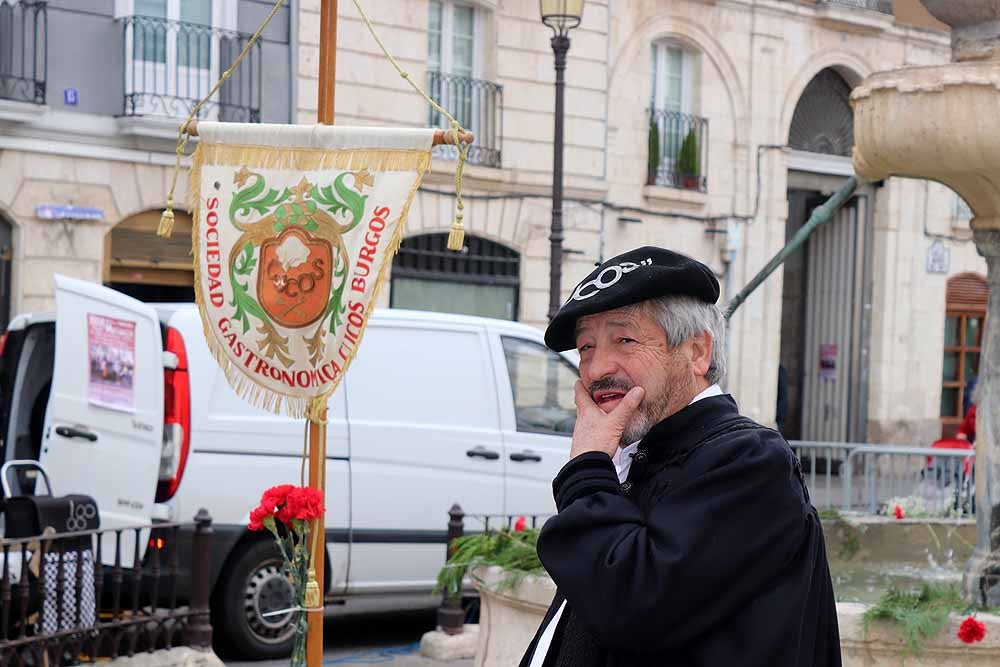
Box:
780, 51, 873, 148
408, 189, 533, 253
104, 208, 195, 302
607, 12, 749, 145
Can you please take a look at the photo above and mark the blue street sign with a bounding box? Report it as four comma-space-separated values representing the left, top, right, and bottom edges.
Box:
63, 88, 79, 106
36, 204, 104, 221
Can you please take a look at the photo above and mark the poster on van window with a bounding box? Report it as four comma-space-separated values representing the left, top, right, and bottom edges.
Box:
87, 313, 136, 411
188, 123, 434, 418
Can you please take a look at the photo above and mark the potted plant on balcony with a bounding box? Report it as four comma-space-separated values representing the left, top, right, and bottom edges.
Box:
647, 117, 661, 185
676, 128, 701, 191
436, 524, 555, 667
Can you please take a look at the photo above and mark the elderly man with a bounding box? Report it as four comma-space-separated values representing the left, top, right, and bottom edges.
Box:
520, 247, 841, 667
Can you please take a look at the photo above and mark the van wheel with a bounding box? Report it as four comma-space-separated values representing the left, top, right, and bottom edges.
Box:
214, 539, 297, 659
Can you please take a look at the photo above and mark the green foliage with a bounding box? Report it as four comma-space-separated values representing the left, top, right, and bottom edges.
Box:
647, 117, 661, 180
434, 529, 544, 601
230, 243, 270, 334
310, 172, 368, 231
817, 507, 842, 522
863, 584, 967, 654
676, 128, 700, 180
838, 533, 860, 561
230, 174, 290, 221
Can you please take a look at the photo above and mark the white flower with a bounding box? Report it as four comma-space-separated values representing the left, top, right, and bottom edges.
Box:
276, 234, 310, 271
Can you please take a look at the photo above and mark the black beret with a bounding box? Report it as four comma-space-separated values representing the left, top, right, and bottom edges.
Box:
544, 246, 719, 351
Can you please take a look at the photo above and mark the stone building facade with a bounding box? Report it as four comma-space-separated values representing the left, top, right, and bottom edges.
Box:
0, 0, 984, 442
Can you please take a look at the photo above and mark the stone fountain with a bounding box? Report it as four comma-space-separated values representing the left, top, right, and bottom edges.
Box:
851, 0, 1000, 606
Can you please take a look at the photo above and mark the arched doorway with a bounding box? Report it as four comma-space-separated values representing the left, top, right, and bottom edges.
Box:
0, 213, 12, 330
940, 273, 988, 437
390, 233, 520, 320
779, 67, 872, 443
104, 209, 194, 302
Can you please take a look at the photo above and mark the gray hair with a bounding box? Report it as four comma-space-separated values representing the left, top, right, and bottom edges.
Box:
639, 295, 727, 385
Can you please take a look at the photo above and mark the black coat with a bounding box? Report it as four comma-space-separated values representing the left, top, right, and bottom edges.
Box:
520, 395, 841, 667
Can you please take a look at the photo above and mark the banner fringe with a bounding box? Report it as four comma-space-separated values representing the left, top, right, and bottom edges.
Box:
199, 143, 432, 174
188, 140, 431, 418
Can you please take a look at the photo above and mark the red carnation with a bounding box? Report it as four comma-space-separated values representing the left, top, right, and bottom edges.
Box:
261, 484, 295, 512
283, 486, 325, 523
513, 516, 527, 532
958, 616, 987, 644
248, 505, 272, 531
893, 505, 904, 520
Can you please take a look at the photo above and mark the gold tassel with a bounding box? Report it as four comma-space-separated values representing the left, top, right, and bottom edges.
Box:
447, 208, 465, 251
158, 202, 175, 239
304, 568, 321, 609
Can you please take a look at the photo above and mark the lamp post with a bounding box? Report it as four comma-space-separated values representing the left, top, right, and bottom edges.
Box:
540, 0, 584, 319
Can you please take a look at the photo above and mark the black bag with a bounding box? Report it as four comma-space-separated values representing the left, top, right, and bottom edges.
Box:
2, 461, 99, 538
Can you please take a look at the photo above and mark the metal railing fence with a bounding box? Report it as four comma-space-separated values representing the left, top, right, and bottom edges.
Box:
1, 510, 212, 666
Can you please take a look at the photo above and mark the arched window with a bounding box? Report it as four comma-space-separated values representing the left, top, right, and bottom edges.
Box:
390, 233, 519, 320
789, 68, 854, 157
941, 273, 988, 435
648, 39, 706, 191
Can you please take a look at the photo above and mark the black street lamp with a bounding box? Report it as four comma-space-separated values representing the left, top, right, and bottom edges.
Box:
540, 0, 585, 320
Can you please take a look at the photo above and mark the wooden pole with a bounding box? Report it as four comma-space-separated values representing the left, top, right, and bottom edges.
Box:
309, 2, 337, 664
317, 0, 337, 126
306, 407, 327, 667
183, 120, 472, 145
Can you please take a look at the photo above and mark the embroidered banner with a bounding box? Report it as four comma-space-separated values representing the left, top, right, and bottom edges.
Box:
190, 123, 434, 416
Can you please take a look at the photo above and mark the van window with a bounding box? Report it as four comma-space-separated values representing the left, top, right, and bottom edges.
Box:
501, 337, 577, 435
348, 325, 497, 428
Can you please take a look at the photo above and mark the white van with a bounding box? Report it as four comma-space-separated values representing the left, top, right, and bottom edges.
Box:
0, 275, 579, 658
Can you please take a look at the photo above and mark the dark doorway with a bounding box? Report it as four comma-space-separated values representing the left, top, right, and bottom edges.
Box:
0, 215, 11, 331
108, 282, 194, 303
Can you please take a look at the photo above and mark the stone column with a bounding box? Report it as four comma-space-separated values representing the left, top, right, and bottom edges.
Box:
968, 229, 1000, 605
852, 0, 1000, 606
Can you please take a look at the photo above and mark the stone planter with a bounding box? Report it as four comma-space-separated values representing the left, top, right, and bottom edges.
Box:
470, 565, 555, 667
839, 602, 1000, 666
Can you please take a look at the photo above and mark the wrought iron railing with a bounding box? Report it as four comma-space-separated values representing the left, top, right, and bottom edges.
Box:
427, 71, 503, 168
817, 0, 893, 14
647, 109, 709, 192
121, 15, 260, 122
0, 1, 47, 105
0, 511, 213, 666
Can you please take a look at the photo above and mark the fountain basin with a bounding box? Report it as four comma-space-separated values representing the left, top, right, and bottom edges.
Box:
851, 62, 1000, 229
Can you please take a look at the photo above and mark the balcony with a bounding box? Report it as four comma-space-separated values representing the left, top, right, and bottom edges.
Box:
0, 0, 47, 106
818, 0, 892, 14
647, 109, 709, 193
121, 15, 260, 126
427, 71, 503, 169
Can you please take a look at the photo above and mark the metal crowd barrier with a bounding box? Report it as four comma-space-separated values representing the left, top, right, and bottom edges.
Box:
788, 441, 975, 517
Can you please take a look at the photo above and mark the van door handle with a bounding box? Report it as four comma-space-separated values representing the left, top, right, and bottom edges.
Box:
55, 426, 98, 442
466, 447, 500, 461
510, 451, 542, 463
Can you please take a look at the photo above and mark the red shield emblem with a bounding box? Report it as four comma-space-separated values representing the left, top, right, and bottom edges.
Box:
257, 228, 333, 328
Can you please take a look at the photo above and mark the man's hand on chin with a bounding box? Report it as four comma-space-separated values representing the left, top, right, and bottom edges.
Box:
570, 381, 645, 460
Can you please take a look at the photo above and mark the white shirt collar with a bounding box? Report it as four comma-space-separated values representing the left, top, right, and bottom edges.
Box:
612, 384, 723, 482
